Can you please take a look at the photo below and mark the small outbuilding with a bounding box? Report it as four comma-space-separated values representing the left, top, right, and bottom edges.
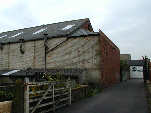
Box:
120, 54, 131, 61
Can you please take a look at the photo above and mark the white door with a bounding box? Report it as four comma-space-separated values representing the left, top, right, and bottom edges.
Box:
130, 66, 143, 78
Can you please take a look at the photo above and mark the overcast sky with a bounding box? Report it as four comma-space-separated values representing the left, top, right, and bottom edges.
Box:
0, 0, 151, 60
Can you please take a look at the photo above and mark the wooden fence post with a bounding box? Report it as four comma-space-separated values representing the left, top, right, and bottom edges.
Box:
24, 77, 29, 113
68, 77, 71, 105
13, 79, 24, 113
53, 84, 55, 112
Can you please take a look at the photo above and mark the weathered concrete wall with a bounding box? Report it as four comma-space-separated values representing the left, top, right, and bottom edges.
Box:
34, 40, 45, 69
0, 36, 101, 84
0, 44, 9, 69
121, 68, 128, 81
78, 69, 101, 85
46, 36, 101, 69
0, 41, 34, 70
0, 37, 67, 70
9, 41, 34, 69
34, 37, 67, 69
46, 36, 101, 83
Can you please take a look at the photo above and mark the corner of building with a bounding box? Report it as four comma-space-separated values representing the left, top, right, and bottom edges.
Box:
99, 29, 120, 88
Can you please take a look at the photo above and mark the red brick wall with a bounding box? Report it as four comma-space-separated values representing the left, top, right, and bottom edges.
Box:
99, 30, 120, 88
81, 20, 93, 32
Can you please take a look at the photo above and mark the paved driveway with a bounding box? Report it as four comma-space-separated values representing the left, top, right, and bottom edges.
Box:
55, 79, 149, 113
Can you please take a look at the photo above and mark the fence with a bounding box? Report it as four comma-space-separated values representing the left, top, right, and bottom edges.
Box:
13, 77, 71, 113
0, 85, 14, 93
146, 80, 151, 112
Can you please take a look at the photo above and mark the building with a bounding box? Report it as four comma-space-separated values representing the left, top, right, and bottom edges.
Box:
0, 18, 120, 88
120, 54, 131, 60
128, 60, 144, 78
120, 54, 131, 81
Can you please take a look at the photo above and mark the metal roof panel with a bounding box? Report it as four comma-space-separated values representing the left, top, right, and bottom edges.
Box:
0, 18, 89, 44
69, 28, 99, 37
0, 69, 85, 77
128, 60, 144, 66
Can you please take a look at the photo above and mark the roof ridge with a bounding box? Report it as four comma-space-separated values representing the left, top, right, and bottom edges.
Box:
51, 18, 89, 25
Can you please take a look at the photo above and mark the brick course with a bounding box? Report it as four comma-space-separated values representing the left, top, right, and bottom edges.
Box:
81, 19, 93, 32
99, 30, 120, 88
81, 21, 120, 88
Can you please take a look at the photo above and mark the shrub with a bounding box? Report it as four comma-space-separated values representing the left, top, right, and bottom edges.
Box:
29, 72, 66, 97
120, 60, 129, 69
44, 72, 66, 81
73, 84, 82, 88
87, 82, 102, 97
0, 91, 13, 102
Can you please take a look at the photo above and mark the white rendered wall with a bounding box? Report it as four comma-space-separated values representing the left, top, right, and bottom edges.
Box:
130, 66, 143, 78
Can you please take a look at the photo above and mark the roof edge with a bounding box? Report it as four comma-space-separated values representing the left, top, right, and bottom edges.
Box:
99, 29, 120, 52
0, 18, 90, 34
68, 18, 90, 37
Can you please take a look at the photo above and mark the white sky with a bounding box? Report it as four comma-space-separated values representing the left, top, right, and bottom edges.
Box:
0, 0, 151, 60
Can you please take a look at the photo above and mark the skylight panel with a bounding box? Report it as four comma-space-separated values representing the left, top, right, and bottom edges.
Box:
9, 32, 23, 38
0, 35, 7, 39
62, 24, 75, 30
2, 70, 20, 75
33, 28, 47, 34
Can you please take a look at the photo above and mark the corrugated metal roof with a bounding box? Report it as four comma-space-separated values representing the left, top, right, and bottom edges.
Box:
128, 60, 144, 66
45, 69, 84, 77
0, 69, 34, 76
2, 70, 20, 75
0, 18, 92, 44
0, 69, 85, 77
69, 28, 99, 37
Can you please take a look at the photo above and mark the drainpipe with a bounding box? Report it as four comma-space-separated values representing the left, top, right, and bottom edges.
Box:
43, 33, 48, 69
19, 38, 24, 54
0, 42, 3, 50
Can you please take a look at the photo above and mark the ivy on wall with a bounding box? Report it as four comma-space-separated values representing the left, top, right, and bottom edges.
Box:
120, 60, 129, 69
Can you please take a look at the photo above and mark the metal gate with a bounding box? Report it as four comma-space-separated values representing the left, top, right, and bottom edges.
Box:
24, 77, 71, 113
